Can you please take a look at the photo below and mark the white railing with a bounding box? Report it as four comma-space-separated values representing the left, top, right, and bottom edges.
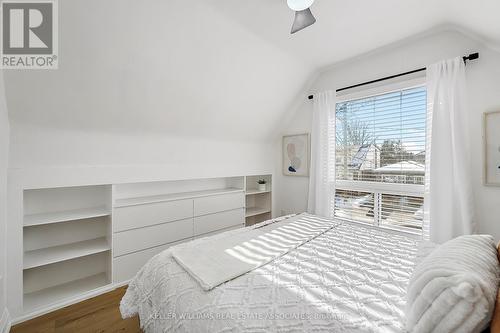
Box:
334, 180, 424, 233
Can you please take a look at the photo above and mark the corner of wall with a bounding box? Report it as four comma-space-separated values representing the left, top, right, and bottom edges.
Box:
0, 308, 11, 333
0, 68, 11, 331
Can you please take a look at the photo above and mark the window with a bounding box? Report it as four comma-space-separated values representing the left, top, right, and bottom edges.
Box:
333, 86, 426, 233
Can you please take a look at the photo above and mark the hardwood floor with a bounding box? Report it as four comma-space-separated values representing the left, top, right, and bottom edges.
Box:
11, 286, 141, 333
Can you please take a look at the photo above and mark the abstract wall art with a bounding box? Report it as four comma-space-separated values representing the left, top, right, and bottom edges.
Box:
283, 133, 310, 176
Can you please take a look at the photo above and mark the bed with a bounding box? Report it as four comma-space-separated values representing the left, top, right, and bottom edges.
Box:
121, 213, 437, 332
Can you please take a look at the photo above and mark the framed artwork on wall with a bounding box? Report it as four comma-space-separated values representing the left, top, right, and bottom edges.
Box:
283, 133, 310, 177
484, 111, 500, 186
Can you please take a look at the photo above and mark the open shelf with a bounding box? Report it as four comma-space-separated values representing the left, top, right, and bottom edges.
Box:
24, 238, 110, 270
245, 211, 272, 227
114, 187, 244, 207
246, 189, 271, 195
245, 175, 272, 222
24, 206, 110, 227
23, 273, 109, 312
245, 207, 271, 218
22, 185, 112, 315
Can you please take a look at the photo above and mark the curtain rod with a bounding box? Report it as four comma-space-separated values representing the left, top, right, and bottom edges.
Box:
307, 52, 479, 100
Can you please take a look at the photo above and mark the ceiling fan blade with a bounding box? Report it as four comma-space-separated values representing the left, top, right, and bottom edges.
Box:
291, 8, 316, 34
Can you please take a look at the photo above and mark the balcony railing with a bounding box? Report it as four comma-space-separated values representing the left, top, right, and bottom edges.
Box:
333, 180, 424, 233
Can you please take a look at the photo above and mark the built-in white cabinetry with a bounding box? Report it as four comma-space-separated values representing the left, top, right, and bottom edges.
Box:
113, 199, 193, 232
113, 218, 193, 257
22, 185, 112, 313
112, 241, 179, 283
111, 177, 247, 285
193, 208, 244, 236
245, 175, 272, 226
193, 192, 245, 216
17, 174, 272, 321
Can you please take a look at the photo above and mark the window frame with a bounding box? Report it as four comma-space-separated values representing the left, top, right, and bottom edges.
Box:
333, 77, 427, 236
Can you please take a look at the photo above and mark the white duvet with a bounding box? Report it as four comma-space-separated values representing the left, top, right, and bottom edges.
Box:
172, 214, 339, 291
121, 214, 425, 333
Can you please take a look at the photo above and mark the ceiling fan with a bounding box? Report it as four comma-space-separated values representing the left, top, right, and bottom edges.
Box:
287, 0, 316, 34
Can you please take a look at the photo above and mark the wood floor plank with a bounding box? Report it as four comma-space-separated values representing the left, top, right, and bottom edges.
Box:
11, 286, 141, 333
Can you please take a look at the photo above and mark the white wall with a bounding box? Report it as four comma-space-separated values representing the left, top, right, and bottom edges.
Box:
4, 0, 298, 187
9, 122, 273, 175
0, 70, 10, 325
4, 0, 311, 144
274, 28, 500, 239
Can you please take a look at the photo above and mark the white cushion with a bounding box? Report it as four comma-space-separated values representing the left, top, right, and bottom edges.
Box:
406, 235, 499, 333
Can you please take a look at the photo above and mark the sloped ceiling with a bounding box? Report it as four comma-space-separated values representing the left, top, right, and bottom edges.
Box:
207, 0, 500, 69
5, 0, 500, 141
5, 0, 313, 141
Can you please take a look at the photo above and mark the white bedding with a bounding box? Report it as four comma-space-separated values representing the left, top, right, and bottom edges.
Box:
172, 214, 339, 291
121, 214, 426, 333
406, 235, 499, 333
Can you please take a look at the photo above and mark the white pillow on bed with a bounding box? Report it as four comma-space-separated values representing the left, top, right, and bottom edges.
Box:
406, 235, 499, 333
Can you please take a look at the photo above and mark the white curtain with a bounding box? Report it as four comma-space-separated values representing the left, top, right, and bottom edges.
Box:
423, 57, 475, 243
307, 91, 336, 217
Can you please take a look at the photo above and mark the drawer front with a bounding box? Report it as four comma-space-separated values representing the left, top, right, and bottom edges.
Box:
113, 218, 193, 257
194, 224, 242, 240
194, 208, 244, 236
194, 192, 244, 216
113, 239, 187, 283
113, 199, 193, 232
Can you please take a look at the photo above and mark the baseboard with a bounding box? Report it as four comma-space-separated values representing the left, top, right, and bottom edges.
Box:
0, 309, 11, 333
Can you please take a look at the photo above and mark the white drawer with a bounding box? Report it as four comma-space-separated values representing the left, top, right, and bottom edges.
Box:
193, 208, 244, 236
193, 192, 244, 216
113, 218, 193, 257
194, 224, 242, 240
113, 199, 193, 232
113, 239, 187, 283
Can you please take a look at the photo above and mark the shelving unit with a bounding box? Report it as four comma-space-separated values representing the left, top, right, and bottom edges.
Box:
245, 207, 271, 218
23, 273, 108, 312
245, 175, 272, 226
245, 189, 271, 196
22, 185, 112, 312
24, 206, 110, 227
14, 175, 271, 320
24, 237, 110, 270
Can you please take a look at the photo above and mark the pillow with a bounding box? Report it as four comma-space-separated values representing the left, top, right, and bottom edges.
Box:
489, 244, 500, 333
406, 235, 499, 333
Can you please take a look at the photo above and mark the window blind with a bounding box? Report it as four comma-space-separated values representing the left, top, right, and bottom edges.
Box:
334, 190, 374, 224
333, 86, 427, 232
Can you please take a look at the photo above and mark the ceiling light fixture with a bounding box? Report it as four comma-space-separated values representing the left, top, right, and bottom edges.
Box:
287, 0, 316, 34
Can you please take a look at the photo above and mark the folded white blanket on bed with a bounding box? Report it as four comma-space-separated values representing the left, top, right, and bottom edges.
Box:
172, 213, 338, 291
406, 235, 499, 333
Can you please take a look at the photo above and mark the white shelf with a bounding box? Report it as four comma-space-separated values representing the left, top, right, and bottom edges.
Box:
24, 238, 110, 270
246, 189, 271, 195
24, 206, 110, 227
114, 187, 244, 207
23, 273, 109, 312
245, 207, 271, 218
